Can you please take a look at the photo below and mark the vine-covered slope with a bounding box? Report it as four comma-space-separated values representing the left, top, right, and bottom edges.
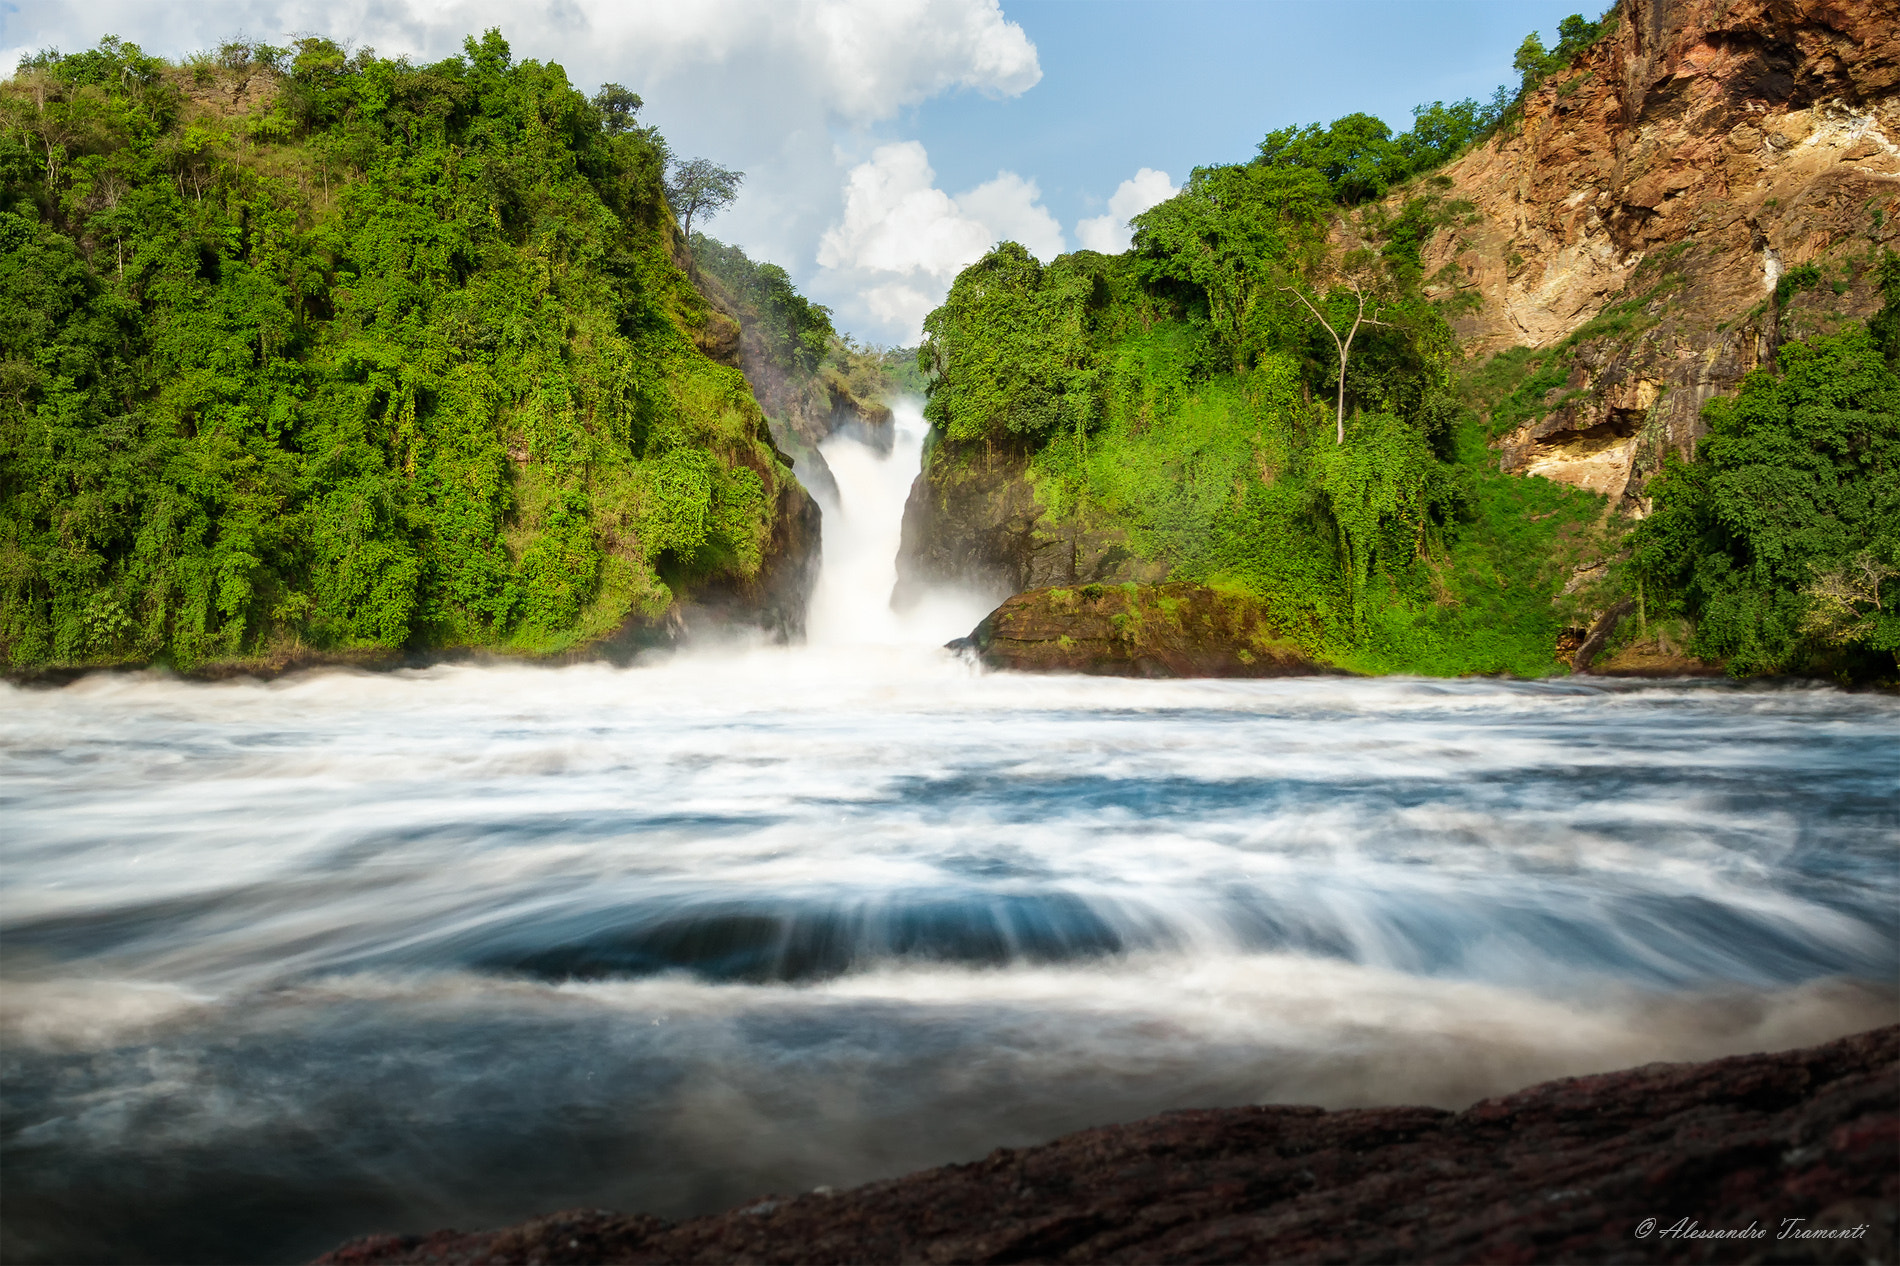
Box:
903, 0, 1898, 682
1, 32, 815, 673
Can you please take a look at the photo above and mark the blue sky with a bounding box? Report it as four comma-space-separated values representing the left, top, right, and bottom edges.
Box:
6, 0, 1593, 342
908, 1, 1582, 230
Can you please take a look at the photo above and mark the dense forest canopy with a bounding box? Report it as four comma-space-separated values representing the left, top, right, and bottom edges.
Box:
918, 4, 1897, 681
1, 31, 797, 669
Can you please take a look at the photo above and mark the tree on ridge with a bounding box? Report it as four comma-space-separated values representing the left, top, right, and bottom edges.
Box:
666, 158, 744, 266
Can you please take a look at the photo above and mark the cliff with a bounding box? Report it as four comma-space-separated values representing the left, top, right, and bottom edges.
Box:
1418, 0, 1900, 506
901, 0, 1899, 680
318, 1023, 1899, 1265
894, 440, 1166, 609
683, 236, 895, 509
0, 36, 824, 676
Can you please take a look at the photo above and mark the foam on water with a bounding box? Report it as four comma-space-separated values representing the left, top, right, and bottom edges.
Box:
2, 402, 1896, 1264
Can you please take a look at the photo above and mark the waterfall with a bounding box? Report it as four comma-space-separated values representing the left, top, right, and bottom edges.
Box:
802, 398, 990, 649
4, 404, 1894, 1266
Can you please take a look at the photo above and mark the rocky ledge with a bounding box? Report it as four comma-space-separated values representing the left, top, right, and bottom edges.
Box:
317, 1026, 1897, 1265
953, 582, 1329, 677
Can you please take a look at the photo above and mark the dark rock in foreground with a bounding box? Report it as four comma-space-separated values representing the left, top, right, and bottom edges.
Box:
317, 1025, 1898, 1265
954, 582, 1330, 678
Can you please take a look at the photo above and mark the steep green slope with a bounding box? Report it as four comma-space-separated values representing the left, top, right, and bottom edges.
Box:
915, 182, 1605, 678
910, 5, 1897, 683
1, 33, 810, 672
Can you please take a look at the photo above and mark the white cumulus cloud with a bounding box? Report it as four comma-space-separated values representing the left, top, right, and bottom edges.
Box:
3, 0, 1040, 332
1074, 167, 1180, 254
4, 0, 1038, 121
815, 141, 1065, 342
955, 171, 1066, 262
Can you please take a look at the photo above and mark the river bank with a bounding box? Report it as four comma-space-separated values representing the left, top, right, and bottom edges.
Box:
319, 1023, 1900, 1265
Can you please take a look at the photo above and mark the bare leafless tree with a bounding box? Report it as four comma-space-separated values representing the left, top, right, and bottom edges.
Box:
1280, 278, 1388, 444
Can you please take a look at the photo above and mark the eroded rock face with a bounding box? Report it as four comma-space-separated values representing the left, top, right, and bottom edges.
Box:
674, 475, 823, 643
958, 583, 1327, 678
316, 1024, 1899, 1265
893, 443, 1164, 609
1419, 0, 1900, 503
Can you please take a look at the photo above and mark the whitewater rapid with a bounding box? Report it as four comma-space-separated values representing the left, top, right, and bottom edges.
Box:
2, 402, 1896, 1264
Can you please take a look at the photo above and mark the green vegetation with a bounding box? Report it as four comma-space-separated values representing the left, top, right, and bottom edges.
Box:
1256, 105, 1493, 208
915, 1, 1884, 684
692, 233, 835, 376
1630, 318, 1899, 678
1246, 7, 1616, 209
1, 32, 802, 671
920, 147, 1602, 675
1512, 14, 1607, 98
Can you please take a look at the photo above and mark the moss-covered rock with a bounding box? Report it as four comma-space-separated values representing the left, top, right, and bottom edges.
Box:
958, 582, 1331, 677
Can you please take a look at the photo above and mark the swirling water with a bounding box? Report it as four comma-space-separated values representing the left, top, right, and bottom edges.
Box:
2, 407, 1896, 1264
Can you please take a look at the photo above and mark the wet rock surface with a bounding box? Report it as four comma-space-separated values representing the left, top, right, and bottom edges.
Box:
316, 1024, 1898, 1264
955, 583, 1327, 678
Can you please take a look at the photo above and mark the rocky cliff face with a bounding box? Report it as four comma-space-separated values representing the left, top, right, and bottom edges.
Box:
893, 443, 1165, 609
1421, 0, 1900, 505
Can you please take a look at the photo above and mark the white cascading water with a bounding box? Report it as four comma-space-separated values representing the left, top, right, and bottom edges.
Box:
1, 399, 1895, 1265
804, 399, 991, 649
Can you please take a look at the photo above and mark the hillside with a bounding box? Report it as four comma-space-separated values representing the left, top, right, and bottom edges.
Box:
0, 34, 826, 675
1421, 0, 1899, 502
899, 0, 1899, 683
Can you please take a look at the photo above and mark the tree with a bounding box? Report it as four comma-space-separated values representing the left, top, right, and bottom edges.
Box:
665, 157, 743, 252
1256, 113, 1406, 205
1553, 14, 1602, 62
1281, 277, 1389, 444
1400, 98, 1491, 170
1630, 324, 1900, 674
1513, 32, 1552, 92
592, 83, 643, 133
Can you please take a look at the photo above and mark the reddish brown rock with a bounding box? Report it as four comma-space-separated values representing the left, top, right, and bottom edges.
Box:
316, 1026, 1898, 1265
1410, 0, 1900, 505
957, 583, 1328, 677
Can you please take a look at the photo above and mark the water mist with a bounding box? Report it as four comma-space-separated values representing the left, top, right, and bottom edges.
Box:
2, 413, 1895, 1266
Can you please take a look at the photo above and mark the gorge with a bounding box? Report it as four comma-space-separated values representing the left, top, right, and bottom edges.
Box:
2, 2, 1897, 1263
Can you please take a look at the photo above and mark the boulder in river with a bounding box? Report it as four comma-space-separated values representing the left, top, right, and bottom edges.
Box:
953, 582, 1330, 677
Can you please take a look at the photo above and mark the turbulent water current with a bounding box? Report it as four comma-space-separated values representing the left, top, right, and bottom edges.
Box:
3, 404, 1897, 1264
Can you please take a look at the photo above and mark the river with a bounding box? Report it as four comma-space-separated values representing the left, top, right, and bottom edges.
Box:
2, 404, 1896, 1264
